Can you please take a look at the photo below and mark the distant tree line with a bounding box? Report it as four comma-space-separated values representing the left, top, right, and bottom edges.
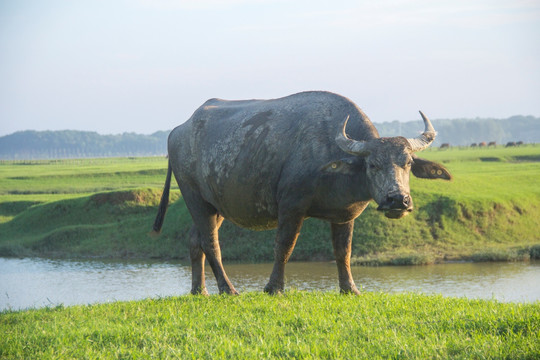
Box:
1, 115, 538, 160
376, 115, 540, 147
0, 130, 169, 160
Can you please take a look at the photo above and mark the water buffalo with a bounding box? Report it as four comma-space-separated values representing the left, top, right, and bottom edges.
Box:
152, 91, 452, 295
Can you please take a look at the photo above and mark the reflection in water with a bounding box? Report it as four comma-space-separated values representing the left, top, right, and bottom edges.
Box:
223, 261, 540, 303
1, 258, 539, 310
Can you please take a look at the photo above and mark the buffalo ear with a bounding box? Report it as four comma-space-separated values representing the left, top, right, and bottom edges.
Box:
320, 158, 355, 174
411, 157, 452, 180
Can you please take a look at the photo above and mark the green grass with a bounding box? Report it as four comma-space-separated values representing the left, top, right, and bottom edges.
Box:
1, 292, 538, 359
412, 146, 540, 205
0, 157, 168, 201
1, 146, 540, 262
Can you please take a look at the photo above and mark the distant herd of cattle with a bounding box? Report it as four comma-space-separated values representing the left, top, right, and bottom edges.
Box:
439, 141, 525, 149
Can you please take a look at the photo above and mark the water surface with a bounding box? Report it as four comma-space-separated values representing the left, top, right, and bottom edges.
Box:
1, 258, 538, 311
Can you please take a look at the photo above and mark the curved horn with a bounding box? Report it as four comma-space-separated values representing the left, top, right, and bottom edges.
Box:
406, 111, 437, 152
336, 115, 370, 156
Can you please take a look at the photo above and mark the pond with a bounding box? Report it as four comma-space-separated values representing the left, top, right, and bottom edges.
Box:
1, 257, 539, 311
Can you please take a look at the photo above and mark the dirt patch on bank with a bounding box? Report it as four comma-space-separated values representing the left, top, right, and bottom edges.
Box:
89, 189, 161, 206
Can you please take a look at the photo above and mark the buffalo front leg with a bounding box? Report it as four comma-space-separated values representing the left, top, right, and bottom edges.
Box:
331, 221, 360, 294
264, 215, 304, 294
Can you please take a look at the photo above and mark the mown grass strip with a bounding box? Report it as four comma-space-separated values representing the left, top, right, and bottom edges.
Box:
1, 291, 538, 359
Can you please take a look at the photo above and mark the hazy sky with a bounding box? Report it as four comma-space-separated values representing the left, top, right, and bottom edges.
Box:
1, 0, 539, 136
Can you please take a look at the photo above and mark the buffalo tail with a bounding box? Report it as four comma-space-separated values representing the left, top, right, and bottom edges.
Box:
150, 161, 172, 236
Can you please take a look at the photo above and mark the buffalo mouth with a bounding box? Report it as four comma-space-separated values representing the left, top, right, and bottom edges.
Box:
376, 203, 413, 219
380, 208, 412, 219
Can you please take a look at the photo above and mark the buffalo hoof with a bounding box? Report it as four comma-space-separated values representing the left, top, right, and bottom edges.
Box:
191, 287, 209, 296
263, 284, 284, 295
340, 287, 361, 295
219, 288, 240, 295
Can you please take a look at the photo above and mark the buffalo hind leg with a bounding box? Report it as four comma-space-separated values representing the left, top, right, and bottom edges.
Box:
264, 214, 304, 294
182, 189, 238, 295
189, 225, 207, 295
201, 213, 238, 295
331, 221, 360, 295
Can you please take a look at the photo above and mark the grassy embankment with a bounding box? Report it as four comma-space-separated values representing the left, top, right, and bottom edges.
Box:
1, 291, 539, 359
0, 146, 539, 263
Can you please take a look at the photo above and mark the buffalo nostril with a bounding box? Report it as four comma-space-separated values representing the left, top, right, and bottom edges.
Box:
403, 195, 411, 207
385, 195, 398, 207
386, 194, 411, 209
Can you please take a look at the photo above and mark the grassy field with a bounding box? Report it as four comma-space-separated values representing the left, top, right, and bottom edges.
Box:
0, 145, 539, 262
1, 291, 539, 359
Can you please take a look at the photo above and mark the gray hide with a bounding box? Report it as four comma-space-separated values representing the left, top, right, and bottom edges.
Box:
153, 91, 451, 295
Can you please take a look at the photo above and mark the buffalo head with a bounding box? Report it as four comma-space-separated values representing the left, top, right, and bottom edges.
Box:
336, 111, 451, 219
